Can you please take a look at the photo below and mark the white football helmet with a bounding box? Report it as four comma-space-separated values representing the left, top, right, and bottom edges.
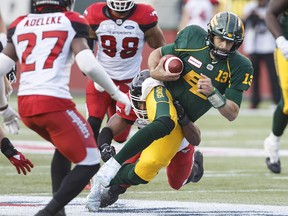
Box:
129, 69, 150, 121
107, 0, 135, 12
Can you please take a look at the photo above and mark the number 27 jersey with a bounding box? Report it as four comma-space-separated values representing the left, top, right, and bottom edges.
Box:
7, 12, 90, 99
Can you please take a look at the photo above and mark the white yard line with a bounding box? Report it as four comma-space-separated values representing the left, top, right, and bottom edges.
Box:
0, 195, 288, 216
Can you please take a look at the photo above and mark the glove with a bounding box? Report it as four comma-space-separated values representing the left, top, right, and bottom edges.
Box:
1, 138, 34, 175
8, 152, 34, 175
276, 36, 288, 60
111, 90, 131, 115
0, 105, 20, 134
99, 143, 116, 162
173, 100, 190, 126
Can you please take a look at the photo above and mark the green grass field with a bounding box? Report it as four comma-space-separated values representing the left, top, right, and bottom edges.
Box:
1, 95, 288, 207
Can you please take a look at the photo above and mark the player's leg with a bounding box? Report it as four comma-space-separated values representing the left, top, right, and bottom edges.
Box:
86, 80, 111, 142
264, 49, 288, 173
24, 110, 101, 215
166, 140, 195, 190
108, 80, 132, 143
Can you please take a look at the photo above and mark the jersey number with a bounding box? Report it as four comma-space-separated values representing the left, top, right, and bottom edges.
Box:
18, 31, 68, 72
100, 35, 139, 59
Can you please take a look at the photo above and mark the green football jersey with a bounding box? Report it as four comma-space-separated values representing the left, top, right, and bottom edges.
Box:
161, 25, 253, 122
279, 8, 288, 39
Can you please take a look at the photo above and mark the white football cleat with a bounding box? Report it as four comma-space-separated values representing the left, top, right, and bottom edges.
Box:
96, 157, 121, 187
85, 180, 101, 212
264, 136, 280, 164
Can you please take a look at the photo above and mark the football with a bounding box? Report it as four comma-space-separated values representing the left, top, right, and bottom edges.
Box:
162, 54, 184, 74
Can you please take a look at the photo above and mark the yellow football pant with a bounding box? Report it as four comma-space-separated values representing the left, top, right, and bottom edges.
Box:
275, 48, 288, 114
134, 87, 184, 181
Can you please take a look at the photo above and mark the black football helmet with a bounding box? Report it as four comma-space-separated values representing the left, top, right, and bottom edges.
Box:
107, 0, 135, 12
207, 11, 244, 61
32, 0, 75, 13
129, 69, 150, 120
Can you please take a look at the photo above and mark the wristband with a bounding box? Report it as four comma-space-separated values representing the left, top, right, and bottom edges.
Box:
207, 88, 226, 109
1, 137, 17, 158
179, 114, 190, 126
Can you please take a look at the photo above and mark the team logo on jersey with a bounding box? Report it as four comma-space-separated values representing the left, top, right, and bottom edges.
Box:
206, 64, 214, 71
102, 24, 116, 31
116, 19, 123, 25
188, 56, 202, 68
150, 11, 157, 16
125, 25, 135, 30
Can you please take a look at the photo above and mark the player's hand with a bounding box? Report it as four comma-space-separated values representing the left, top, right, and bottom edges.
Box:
8, 151, 34, 175
276, 36, 288, 60
0, 105, 20, 134
100, 143, 116, 162
111, 90, 131, 115
173, 100, 190, 126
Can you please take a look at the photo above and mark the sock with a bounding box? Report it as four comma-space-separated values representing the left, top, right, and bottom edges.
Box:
51, 150, 71, 193
44, 164, 99, 215
272, 104, 288, 136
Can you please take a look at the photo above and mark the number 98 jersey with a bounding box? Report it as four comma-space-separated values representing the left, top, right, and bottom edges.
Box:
84, 3, 158, 81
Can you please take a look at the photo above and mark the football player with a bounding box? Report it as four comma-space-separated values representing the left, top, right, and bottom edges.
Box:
0, 0, 131, 215
86, 69, 204, 209
84, 0, 165, 147
88, 11, 253, 212
264, 0, 288, 174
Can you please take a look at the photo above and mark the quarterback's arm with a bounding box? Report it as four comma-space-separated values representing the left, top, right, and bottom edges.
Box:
148, 48, 181, 81
198, 73, 239, 121
145, 25, 166, 49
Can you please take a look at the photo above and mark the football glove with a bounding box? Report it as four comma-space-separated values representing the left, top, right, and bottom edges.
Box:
1, 138, 34, 175
100, 143, 116, 162
0, 105, 20, 134
173, 100, 190, 126
276, 36, 288, 60
111, 90, 131, 115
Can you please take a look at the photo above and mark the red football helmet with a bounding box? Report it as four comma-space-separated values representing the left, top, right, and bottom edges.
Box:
107, 0, 135, 12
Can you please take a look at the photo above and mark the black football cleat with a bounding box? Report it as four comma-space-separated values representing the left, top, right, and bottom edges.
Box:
188, 150, 204, 183
100, 185, 127, 208
266, 157, 281, 174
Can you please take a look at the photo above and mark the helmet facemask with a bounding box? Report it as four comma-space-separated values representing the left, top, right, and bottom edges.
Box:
107, 0, 135, 12
129, 69, 150, 121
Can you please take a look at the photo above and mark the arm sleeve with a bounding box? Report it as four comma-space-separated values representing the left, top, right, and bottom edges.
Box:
75, 49, 118, 96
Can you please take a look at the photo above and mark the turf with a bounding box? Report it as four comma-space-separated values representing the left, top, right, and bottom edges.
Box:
1, 95, 288, 207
